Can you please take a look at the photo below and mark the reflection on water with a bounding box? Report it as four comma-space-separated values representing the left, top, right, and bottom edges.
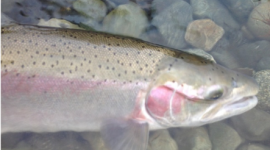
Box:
1, 0, 270, 149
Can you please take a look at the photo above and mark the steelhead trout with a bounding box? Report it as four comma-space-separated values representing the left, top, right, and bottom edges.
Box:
1, 25, 258, 150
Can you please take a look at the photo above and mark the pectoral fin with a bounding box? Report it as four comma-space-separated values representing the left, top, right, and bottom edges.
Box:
101, 118, 149, 150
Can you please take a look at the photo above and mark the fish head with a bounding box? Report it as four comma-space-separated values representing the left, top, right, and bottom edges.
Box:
145, 56, 259, 127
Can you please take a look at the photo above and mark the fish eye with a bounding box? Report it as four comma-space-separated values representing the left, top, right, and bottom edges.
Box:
205, 89, 223, 101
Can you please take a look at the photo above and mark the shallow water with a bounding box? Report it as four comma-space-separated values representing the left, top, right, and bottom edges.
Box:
1, 0, 270, 150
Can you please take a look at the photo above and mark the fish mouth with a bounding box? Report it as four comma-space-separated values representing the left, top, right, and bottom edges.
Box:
225, 96, 258, 110
201, 96, 258, 123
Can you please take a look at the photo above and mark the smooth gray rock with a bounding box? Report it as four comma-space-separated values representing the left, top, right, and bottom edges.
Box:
209, 122, 243, 150
247, 2, 270, 41
238, 143, 270, 150
1, 12, 16, 26
256, 57, 270, 71
170, 127, 212, 150
185, 48, 216, 63
1, 133, 24, 149
152, 1, 193, 49
210, 38, 242, 69
25, 132, 90, 150
37, 18, 84, 29
2, 141, 32, 150
237, 40, 270, 68
151, 0, 179, 15
231, 108, 270, 141
185, 19, 224, 51
191, 0, 240, 33
73, 0, 107, 21
102, 2, 148, 38
221, 0, 261, 23
147, 130, 178, 150
2, 0, 50, 24
81, 132, 107, 150
1, 0, 23, 13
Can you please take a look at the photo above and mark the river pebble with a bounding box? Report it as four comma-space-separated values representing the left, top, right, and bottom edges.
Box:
209, 122, 243, 150
147, 130, 178, 150
247, 2, 270, 41
73, 0, 106, 21
151, 0, 193, 49
231, 108, 270, 141
237, 40, 270, 68
169, 127, 212, 150
238, 143, 270, 150
190, 0, 240, 33
102, 2, 148, 38
185, 19, 224, 51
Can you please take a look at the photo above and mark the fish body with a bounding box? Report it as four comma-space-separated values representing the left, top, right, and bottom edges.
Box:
1, 25, 258, 149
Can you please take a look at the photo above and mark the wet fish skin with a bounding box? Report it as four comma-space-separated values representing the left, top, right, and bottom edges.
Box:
1, 25, 259, 149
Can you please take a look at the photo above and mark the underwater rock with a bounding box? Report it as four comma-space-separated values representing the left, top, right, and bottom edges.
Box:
3, 0, 50, 24
238, 143, 270, 150
247, 2, 270, 41
147, 130, 178, 150
185, 48, 216, 62
38, 18, 84, 29
140, 26, 168, 46
210, 38, 241, 69
237, 40, 270, 68
73, 0, 106, 21
231, 108, 270, 141
209, 122, 243, 150
170, 127, 212, 150
102, 2, 148, 38
81, 132, 107, 150
25, 132, 90, 150
1, 133, 24, 149
221, 0, 261, 23
151, 0, 193, 49
0, 12, 14, 26
256, 57, 270, 71
185, 19, 224, 51
151, 0, 179, 15
255, 70, 270, 112
191, 0, 240, 33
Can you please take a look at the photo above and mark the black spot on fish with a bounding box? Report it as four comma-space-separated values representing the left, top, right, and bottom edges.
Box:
11, 61, 14, 65
33, 61, 36, 65
42, 62, 45, 65
17, 51, 20, 54
209, 78, 212, 81
106, 59, 109, 62
21, 65, 24, 68
82, 51, 84, 54
51, 64, 54, 68
62, 55, 65, 59
95, 55, 97, 58
70, 62, 73, 66
61, 72, 64, 75
87, 69, 90, 73
36, 51, 39, 54
98, 65, 102, 68
89, 60, 91, 64
107, 66, 110, 70
81, 63, 83, 66
74, 55, 77, 58
142, 46, 145, 48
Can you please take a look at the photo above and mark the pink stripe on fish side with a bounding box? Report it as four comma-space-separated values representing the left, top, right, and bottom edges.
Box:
1, 70, 128, 96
